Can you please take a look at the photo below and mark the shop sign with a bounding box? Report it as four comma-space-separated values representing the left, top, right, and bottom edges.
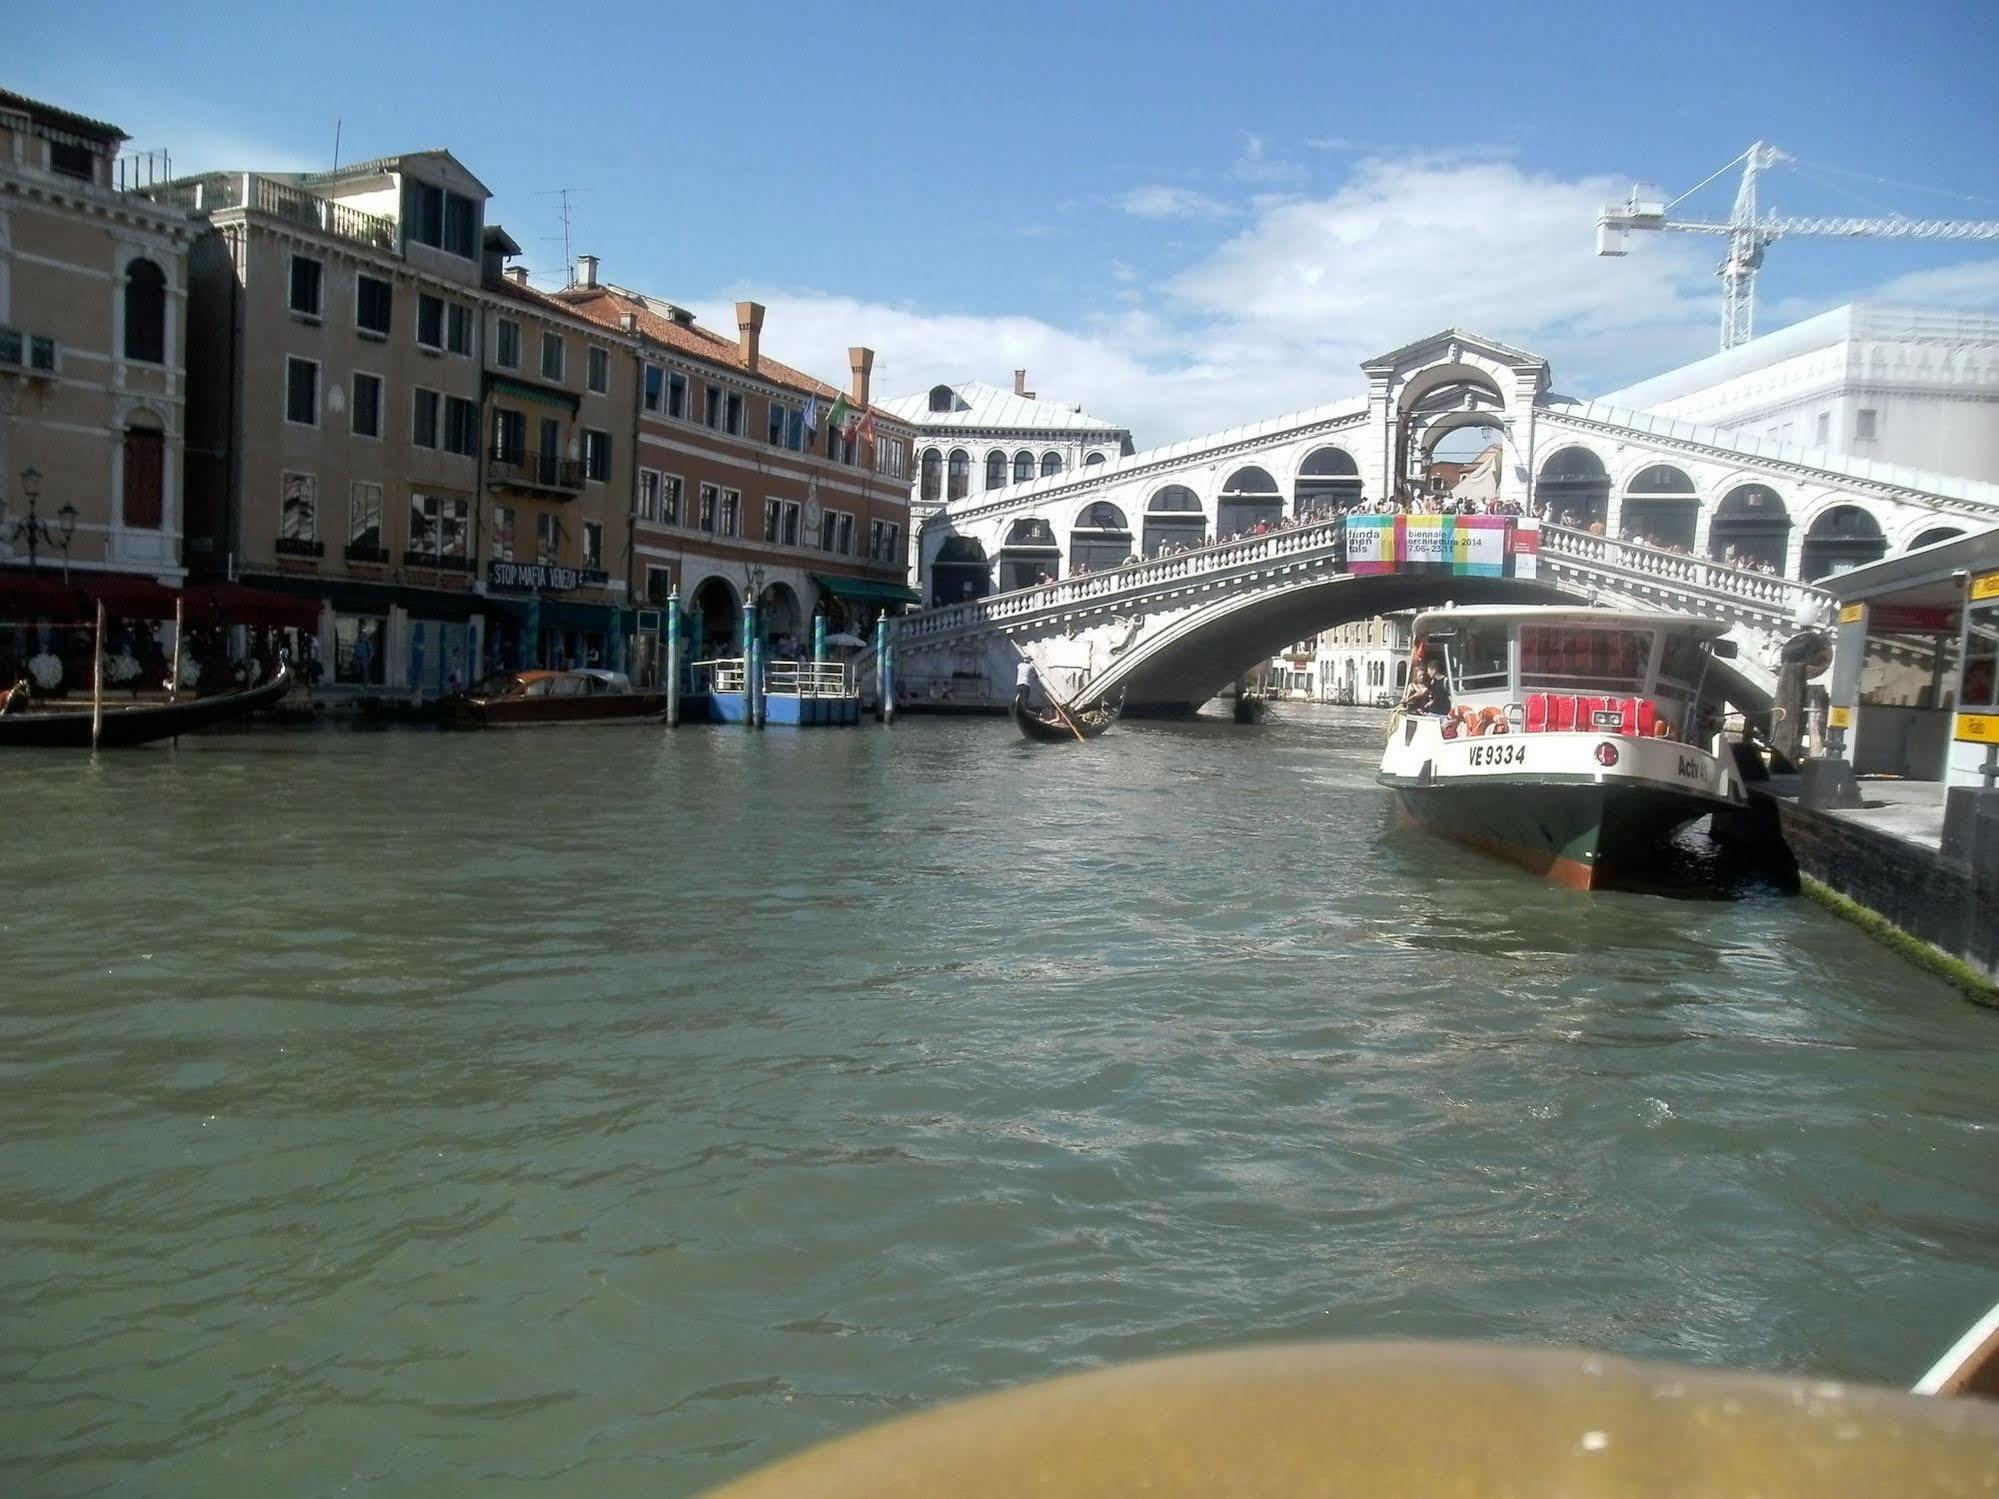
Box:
487, 562, 610, 594
1956, 712, 1999, 746
1971, 570, 1999, 603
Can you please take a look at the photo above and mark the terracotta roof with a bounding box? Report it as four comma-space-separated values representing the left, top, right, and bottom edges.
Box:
0, 88, 127, 146
555, 284, 896, 419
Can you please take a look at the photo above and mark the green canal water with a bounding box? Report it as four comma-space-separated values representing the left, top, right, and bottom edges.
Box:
2, 706, 1995, 1495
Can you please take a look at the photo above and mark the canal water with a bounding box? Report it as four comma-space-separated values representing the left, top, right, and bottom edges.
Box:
3, 706, 1995, 1495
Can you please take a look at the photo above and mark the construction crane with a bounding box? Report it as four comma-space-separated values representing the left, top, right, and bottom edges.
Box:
1595, 141, 1999, 351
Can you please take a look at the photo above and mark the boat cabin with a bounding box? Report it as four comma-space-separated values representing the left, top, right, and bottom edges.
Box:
466, 668, 635, 701
1405, 606, 1737, 744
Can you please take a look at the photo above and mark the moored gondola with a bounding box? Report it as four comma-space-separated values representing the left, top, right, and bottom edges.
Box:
0, 666, 292, 748
1011, 687, 1121, 742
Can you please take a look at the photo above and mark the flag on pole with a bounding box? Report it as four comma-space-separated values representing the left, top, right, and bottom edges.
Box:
801, 394, 821, 434
856, 409, 876, 443
827, 393, 851, 435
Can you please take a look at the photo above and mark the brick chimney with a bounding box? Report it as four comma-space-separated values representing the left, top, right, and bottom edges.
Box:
576, 254, 599, 289
1013, 368, 1029, 397
849, 346, 874, 408
736, 301, 765, 371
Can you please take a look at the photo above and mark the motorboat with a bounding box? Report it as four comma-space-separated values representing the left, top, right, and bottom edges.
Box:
438, 668, 664, 728
0, 666, 291, 748
1376, 606, 1749, 888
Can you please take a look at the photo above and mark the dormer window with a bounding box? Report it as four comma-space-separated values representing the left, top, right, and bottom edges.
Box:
49, 139, 95, 181
928, 384, 954, 413
407, 180, 479, 258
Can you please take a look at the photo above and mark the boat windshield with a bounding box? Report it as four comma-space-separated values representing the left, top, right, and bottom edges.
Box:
1520, 625, 1651, 694
469, 673, 521, 698
1441, 622, 1510, 696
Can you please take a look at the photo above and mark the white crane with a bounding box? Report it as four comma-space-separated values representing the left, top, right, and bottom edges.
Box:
1596, 141, 1999, 351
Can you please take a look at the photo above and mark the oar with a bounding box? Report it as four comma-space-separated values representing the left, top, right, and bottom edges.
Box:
1026, 646, 1088, 743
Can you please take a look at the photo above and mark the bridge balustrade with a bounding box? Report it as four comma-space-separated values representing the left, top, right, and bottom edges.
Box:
1538, 524, 1828, 624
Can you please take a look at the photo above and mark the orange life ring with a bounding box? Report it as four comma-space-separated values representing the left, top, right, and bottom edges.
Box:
1476, 706, 1508, 736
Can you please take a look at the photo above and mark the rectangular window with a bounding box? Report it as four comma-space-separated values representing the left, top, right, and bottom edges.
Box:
443, 396, 479, 457
496, 317, 520, 369
352, 372, 382, 438
49, 140, 94, 180
822, 511, 853, 556
356, 275, 392, 337
726, 392, 744, 436
408, 184, 478, 258
644, 363, 663, 412
667, 371, 688, 419
539, 416, 562, 474
588, 346, 609, 394
786, 409, 803, 451
782, 500, 799, 546
443, 193, 478, 258
878, 438, 907, 480
584, 428, 610, 481
583, 520, 602, 570
536, 512, 559, 563
280, 471, 317, 541
493, 407, 525, 463
417, 293, 444, 350
1856, 408, 1879, 441
768, 401, 786, 446
285, 357, 319, 425
349, 481, 383, 549
638, 469, 661, 522
122, 427, 164, 528
492, 503, 517, 562
0, 327, 20, 364
412, 387, 439, 448
698, 483, 718, 532
1815, 412, 1830, 445
288, 255, 323, 317
409, 492, 470, 557
763, 498, 782, 544
703, 384, 723, 429
870, 520, 901, 564
662, 474, 683, 525
447, 302, 472, 356
720, 489, 740, 537
645, 565, 673, 606
541, 331, 564, 382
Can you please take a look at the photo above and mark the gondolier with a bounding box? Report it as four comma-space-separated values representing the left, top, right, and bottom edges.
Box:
1014, 657, 1038, 712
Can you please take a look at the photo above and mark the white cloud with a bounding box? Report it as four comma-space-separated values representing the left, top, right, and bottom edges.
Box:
1119, 185, 1237, 221
1232, 133, 1305, 186
1864, 257, 1999, 310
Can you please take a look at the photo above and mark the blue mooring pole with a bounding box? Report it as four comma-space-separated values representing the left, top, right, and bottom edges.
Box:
665, 588, 681, 727
740, 596, 757, 729
813, 613, 826, 668
876, 612, 894, 726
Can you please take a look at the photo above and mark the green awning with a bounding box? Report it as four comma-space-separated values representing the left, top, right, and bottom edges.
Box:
484, 373, 579, 414
813, 574, 922, 606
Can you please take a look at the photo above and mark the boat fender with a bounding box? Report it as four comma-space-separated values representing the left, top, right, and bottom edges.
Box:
1475, 706, 1508, 736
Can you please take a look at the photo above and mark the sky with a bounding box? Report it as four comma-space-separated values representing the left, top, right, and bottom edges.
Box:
15, 0, 1999, 453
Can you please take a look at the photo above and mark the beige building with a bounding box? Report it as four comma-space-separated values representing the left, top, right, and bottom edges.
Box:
0, 89, 193, 601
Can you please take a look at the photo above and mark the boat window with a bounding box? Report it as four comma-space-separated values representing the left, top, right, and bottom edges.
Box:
1520, 626, 1650, 692
548, 675, 587, 697
1963, 618, 1997, 710
1656, 631, 1706, 691
1449, 624, 1510, 693
521, 677, 555, 698
469, 672, 517, 698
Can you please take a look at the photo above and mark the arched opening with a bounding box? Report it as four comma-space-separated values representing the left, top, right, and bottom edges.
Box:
920, 447, 942, 505
1536, 446, 1609, 529
1070, 501, 1133, 572
931, 536, 992, 607
1708, 484, 1790, 570
758, 581, 803, 650
1619, 463, 1697, 551
690, 576, 740, 657
1293, 447, 1363, 516
985, 450, 1008, 490
947, 448, 970, 501
1040, 451, 1063, 478
1909, 526, 1966, 552
1801, 505, 1886, 582
1142, 484, 1206, 557
998, 517, 1061, 590
1218, 465, 1282, 537
1084, 452, 1107, 468
1013, 450, 1036, 484
928, 384, 955, 413
122, 421, 165, 529
124, 259, 166, 364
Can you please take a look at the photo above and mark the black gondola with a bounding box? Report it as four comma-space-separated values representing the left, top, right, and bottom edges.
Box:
0, 666, 291, 748
1011, 687, 1122, 742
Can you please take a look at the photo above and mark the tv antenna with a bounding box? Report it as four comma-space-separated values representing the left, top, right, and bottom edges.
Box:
536, 187, 586, 285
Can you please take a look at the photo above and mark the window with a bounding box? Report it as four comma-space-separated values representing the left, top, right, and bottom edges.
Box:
448, 303, 472, 356
349, 482, 384, 550
1856, 408, 1879, 441
870, 520, 901, 565
352, 372, 383, 438
928, 383, 954, 412
768, 401, 787, 446
662, 474, 683, 525
49, 140, 94, 180
638, 469, 661, 522
822, 511, 853, 556
412, 387, 439, 448
1013, 450, 1035, 483
877, 438, 907, 480
536, 512, 559, 563
667, 371, 688, 419
0, 327, 19, 364
584, 428, 610, 482
986, 451, 1007, 490
1084, 452, 1107, 467
703, 384, 723, 429
644, 363, 663, 412
920, 448, 942, 504
947, 449, 970, 500
1041, 451, 1062, 478
727, 392, 744, 435
1815, 412, 1830, 445
763, 498, 800, 546
356, 275, 392, 337
588, 346, 609, 394
409, 493, 470, 558
408, 181, 479, 258
124, 259, 166, 363
645, 565, 673, 605
699, 483, 718, 532
289, 255, 323, 317
417, 293, 444, 350
492, 407, 525, 463
444, 396, 479, 457
539, 416, 561, 475
496, 317, 520, 369
583, 520, 602, 570
280, 472, 317, 542
786, 409, 804, 451
492, 503, 516, 561
720, 489, 740, 536
541, 332, 564, 381
285, 357, 319, 425
122, 426, 164, 528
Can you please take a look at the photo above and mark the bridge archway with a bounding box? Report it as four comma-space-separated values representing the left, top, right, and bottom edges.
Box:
1293, 447, 1363, 516
689, 574, 740, 656
1070, 502, 1133, 572
1620, 463, 1699, 550
1536, 445, 1610, 529
1709, 484, 1790, 570
931, 536, 992, 607
998, 518, 1060, 591
1219, 465, 1283, 537
1143, 485, 1206, 557
759, 581, 803, 647
1800, 504, 1886, 582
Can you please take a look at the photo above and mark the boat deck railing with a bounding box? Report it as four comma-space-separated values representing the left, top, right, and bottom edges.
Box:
692, 658, 853, 698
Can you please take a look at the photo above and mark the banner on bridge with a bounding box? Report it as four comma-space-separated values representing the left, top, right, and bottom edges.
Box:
1342, 515, 1538, 580
1345, 515, 1395, 574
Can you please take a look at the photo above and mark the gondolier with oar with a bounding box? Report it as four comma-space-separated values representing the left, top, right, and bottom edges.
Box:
1013, 655, 1040, 714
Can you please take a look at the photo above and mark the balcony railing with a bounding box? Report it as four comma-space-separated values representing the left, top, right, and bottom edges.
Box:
133, 172, 397, 251
403, 550, 475, 573
487, 449, 586, 494
274, 536, 324, 558
344, 541, 390, 565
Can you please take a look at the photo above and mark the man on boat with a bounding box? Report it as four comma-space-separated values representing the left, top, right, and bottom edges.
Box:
1400, 662, 1451, 716
1014, 657, 1040, 713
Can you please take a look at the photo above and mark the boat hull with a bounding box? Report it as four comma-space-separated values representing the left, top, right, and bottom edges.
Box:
437, 692, 664, 728
1011, 688, 1120, 742
0, 668, 291, 748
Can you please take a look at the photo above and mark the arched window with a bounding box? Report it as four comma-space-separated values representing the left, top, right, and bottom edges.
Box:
1293, 447, 1362, 514
930, 536, 991, 607
1801, 505, 1886, 582
1069, 502, 1132, 572
1536, 446, 1609, 529
1142, 484, 1206, 557
998, 517, 1062, 590
985, 450, 1008, 490
1084, 452, 1107, 468
1218, 465, 1283, 537
1708, 484, 1790, 571
124, 259, 166, 364
122, 423, 164, 528
1014, 450, 1036, 483
1040, 451, 1062, 477
919, 447, 942, 504
1909, 526, 1965, 552
928, 384, 955, 413
947, 448, 970, 501
1620, 463, 1698, 550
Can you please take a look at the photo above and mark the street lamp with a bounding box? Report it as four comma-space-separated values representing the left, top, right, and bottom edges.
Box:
7, 466, 79, 583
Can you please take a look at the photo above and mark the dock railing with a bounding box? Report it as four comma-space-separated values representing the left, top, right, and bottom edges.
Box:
692, 658, 852, 698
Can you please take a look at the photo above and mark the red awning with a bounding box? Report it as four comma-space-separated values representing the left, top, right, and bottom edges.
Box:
0, 569, 90, 624
181, 583, 324, 630
75, 573, 183, 618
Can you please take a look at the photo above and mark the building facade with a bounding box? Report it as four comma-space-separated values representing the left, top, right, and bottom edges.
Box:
0, 90, 193, 592
1311, 614, 1414, 705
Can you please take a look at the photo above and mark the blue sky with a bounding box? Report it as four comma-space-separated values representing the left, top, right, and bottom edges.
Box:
15, 0, 1999, 448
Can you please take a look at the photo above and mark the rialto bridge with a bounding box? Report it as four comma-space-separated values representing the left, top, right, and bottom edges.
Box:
882, 330, 1997, 716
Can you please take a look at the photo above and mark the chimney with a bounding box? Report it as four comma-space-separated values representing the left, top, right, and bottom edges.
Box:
1013, 368, 1028, 397
735, 300, 765, 371
576, 254, 599, 289
505, 266, 530, 286
849, 346, 874, 408
620, 311, 639, 334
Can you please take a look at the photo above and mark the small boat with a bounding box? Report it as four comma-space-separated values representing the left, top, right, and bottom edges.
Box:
0, 666, 291, 748
1914, 1294, 1999, 1399
1376, 606, 1749, 889
1012, 687, 1122, 742
438, 668, 665, 728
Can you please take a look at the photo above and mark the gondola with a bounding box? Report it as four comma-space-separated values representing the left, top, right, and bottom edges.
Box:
1011, 687, 1122, 742
0, 666, 291, 748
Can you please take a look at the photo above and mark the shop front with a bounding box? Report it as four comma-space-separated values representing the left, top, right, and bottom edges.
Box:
484, 560, 620, 674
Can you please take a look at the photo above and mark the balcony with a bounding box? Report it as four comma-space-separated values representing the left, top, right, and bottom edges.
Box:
403, 550, 475, 573
274, 536, 325, 559
487, 448, 586, 495
344, 542, 390, 565
133, 172, 397, 252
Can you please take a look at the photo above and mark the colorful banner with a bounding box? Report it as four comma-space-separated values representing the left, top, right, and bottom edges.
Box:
1453, 515, 1508, 577
1507, 518, 1539, 580
1345, 515, 1395, 574
1341, 515, 1541, 579
1399, 514, 1451, 570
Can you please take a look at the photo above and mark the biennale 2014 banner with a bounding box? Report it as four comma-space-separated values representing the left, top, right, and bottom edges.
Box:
1344, 515, 1538, 580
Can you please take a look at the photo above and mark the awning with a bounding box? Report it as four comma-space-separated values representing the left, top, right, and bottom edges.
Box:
0, 569, 90, 623
77, 572, 182, 618
182, 582, 324, 630
241, 572, 490, 623
485, 373, 580, 414
813, 574, 922, 607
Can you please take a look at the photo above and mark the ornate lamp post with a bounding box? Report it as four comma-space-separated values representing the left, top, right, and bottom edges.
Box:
5, 468, 79, 583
